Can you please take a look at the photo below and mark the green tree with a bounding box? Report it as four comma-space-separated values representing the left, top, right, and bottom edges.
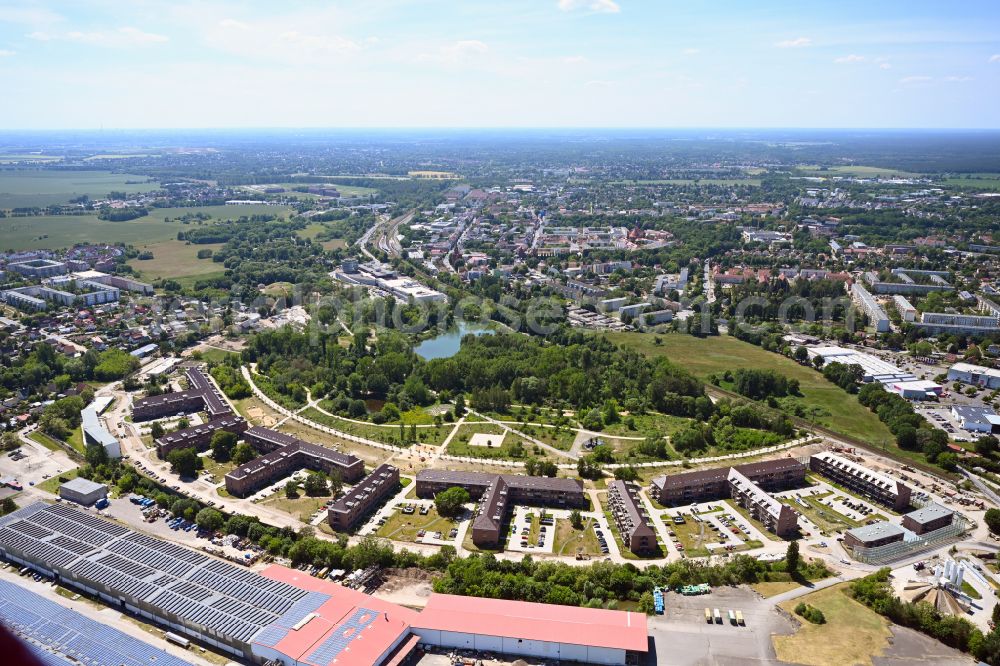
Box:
0, 497, 18, 516
195, 508, 225, 531
210, 430, 238, 462
232, 442, 256, 465
150, 421, 165, 439
785, 540, 800, 575
985, 508, 1000, 535
570, 509, 584, 529
435, 487, 470, 517
975, 435, 999, 457
85, 441, 109, 469
166, 447, 201, 478
303, 472, 329, 497
285, 480, 300, 499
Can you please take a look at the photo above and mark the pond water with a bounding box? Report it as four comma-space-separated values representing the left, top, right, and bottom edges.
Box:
414, 322, 492, 360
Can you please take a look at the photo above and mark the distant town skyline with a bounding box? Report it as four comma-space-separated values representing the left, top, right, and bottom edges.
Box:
1, 0, 999, 129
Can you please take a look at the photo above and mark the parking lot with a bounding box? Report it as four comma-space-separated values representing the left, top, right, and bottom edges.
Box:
645, 586, 796, 666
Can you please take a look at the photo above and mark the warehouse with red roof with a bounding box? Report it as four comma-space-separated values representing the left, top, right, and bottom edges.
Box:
412, 593, 649, 665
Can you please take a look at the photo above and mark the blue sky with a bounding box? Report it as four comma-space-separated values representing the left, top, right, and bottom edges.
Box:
1, 0, 998, 129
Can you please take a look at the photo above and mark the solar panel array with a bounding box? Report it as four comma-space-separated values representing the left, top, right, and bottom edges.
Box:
252, 591, 331, 648
0, 578, 193, 666
303, 607, 379, 666
0, 503, 312, 651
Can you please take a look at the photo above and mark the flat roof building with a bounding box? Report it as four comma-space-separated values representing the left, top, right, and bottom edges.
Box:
948, 362, 1000, 390
133, 366, 232, 422
901, 503, 955, 535
844, 521, 906, 550
0, 503, 420, 666
412, 593, 648, 666
81, 403, 121, 459
58, 478, 107, 506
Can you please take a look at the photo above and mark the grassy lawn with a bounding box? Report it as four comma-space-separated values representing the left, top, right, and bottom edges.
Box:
200, 457, 236, 482
37, 467, 81, 494
301, 407, 444, 446
600, 412, 691, 438
66, 427, 85, 454
605, 331, 894, 446
723, 499, 785, 541
128, 241, 226, 280
27, 431, 63, 453
752, 581, 802, 598
780, 492, 857, 534
259, 494, 331, 523
773, 583, 892, 666
376, 506, 458, 542
668, 517, 712, 557
552, 517, 604, 558
197, 348, 240, 364
447, 423, 544, 460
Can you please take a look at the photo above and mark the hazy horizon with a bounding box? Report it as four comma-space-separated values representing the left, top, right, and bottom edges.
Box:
1, 1, 999, 130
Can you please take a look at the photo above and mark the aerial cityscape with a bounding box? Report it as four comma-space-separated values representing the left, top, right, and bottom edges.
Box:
1, 2, 1000, 666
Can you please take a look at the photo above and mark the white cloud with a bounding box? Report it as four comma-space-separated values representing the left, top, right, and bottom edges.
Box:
585, 79, 613, 88
0, 49, 15, 57
416, 39, 490, 66
775, 37, 811, 48
30, 26, 168, 47
834, 54, 865, 64
561, 54, 587, 64
0, 7, 63, 26
899, 75, 932, 85
219, 18, 250, 31
277, 30, 358, 54
944, 75, 972, 82
682, 48, 700, 56
879, 63, 892, 70
557, 0, 621, 14
990, 54, 1000, 63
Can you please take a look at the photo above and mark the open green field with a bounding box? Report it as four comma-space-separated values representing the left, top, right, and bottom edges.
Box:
128, 241, 225, 280
799, 165, 922, 178
604, 332, 894, 446
376, 507, 458, 542
1, 203, 292, 252
773, 584, 891, 666
0, 170, 159, 209
37, 467, 81, 495
0, 154, 63, 164
244, 182, 378, 198
941, 174, 1000, 191
612, 178, 762, 186
552, 517, 604, 557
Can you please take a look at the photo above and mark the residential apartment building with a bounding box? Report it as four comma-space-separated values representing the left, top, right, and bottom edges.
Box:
132, 367, 231, 421
154, 415, 248, 458
809, 451, 912, 511
726, 468, 799, 537
607, 480, 657, 554
851, 282, 891, 333
225, 426, 364, 497
650, 458, 806, 506
327, 464, 400, 531
415, 470, 585, 549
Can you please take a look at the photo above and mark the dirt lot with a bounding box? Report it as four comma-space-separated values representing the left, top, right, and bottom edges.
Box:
371, 569, 437, 609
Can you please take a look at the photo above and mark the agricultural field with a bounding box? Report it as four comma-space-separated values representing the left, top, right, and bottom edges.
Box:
0, 170, 159, 209
605, 332, 894, 446
1, 204, 291, 252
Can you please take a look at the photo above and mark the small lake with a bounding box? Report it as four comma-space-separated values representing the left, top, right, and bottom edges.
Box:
414, 322, 492, 360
